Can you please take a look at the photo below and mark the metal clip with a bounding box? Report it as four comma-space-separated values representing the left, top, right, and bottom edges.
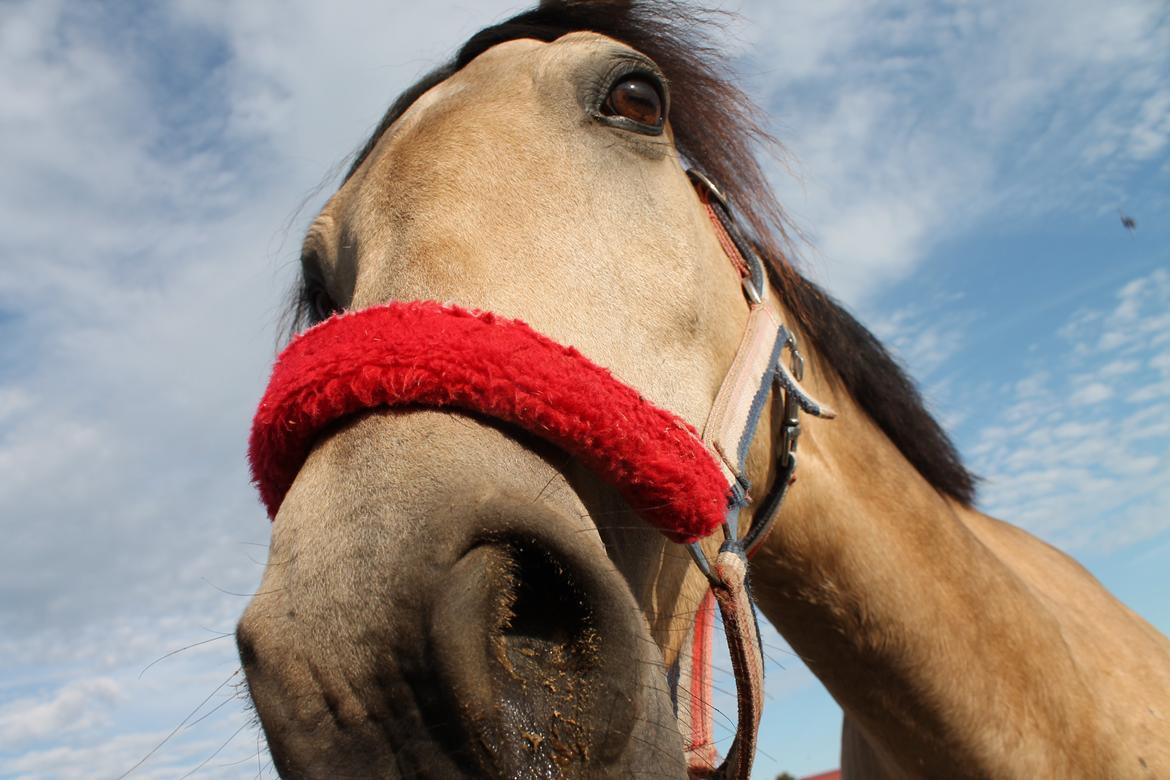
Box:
787, 340, 805, 382
780, 333, 804, 463
774, 327, 835, 420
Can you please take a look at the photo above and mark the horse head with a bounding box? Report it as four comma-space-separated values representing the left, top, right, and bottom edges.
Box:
237, 6, 792, 777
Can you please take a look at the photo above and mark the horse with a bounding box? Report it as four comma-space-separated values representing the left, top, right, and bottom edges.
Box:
236, 1, 1170, 777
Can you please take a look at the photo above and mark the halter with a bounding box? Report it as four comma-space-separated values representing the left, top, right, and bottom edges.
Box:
248, 169, 833, 779
680, 169, 834, 778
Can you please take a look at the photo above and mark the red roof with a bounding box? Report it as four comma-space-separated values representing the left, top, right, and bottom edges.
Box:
801, 772, 841, 780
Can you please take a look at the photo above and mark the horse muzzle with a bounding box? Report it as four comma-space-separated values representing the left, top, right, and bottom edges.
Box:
236, 410, 685, 779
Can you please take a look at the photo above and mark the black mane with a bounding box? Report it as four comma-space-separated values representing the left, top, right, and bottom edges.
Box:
321, 0, 977, 505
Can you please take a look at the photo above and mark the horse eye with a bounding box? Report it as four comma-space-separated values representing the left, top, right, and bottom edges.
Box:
603, 75, 664, 128
307, 283, 338, 323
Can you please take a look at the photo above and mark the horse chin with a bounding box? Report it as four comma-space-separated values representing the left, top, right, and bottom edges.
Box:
236, 411, 686, 779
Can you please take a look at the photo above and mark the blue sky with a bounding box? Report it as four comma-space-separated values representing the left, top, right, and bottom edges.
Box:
0, 1, 1166, 778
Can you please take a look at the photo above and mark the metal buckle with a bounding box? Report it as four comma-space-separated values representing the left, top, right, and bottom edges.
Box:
686, 168, 729, 210
781, 333, 804, 463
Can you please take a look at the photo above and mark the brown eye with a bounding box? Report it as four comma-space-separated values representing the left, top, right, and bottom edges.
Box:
603, 76, 664, 128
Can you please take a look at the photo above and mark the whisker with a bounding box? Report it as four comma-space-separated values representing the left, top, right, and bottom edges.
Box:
255, 729, 264, 779
179, 719, 250, 779
116, 669, 241, 779
138, 634, 233, 679
200, 577, 286, 598
183, 690, 238, 730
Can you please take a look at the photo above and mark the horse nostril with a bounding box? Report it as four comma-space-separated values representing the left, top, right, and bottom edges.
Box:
430, 537, 611, 774
498, 542, 596, 669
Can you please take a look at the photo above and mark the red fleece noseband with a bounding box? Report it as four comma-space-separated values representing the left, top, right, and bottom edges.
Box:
249, 301, 731, 543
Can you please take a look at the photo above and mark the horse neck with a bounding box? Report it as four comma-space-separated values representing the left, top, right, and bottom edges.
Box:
745, 315, 1109, 776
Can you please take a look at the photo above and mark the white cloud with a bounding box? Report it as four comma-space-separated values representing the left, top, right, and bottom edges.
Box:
1, 716, 262, 780
733, 0, 1170, 304
1070, 382, 1115, 404
0, 388, 32, 423
868, 293, 974, 380
969, 268, 1170, 551
0, 645, 261, 778
0, 678, 121, 749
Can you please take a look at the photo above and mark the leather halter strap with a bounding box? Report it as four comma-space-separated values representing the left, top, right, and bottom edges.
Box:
682, 169, 833, 780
